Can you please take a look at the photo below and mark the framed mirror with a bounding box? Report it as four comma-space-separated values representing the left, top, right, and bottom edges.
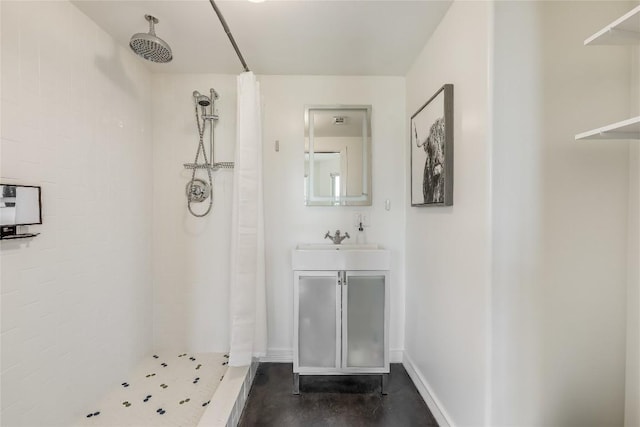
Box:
304, 105, 372, 206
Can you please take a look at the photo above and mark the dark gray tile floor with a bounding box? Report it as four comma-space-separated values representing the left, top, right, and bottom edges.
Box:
238, 363, 438, 427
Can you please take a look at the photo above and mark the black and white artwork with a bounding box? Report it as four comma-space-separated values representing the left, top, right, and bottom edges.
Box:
410, 84, 453, 207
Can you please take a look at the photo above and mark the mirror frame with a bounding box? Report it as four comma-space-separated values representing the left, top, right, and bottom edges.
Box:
304, 104, 372, 206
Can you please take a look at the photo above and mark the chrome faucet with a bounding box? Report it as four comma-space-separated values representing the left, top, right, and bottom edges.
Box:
325, 230, 350, 244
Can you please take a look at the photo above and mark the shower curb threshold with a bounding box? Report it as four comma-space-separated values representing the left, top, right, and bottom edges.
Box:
198, 358, 258, 427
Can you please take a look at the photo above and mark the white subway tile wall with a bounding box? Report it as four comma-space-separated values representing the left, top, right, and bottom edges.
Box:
151, 74, 235, 354
0, 1, 153, 426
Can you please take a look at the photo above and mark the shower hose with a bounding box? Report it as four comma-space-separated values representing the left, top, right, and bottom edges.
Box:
187, 103, 214, 217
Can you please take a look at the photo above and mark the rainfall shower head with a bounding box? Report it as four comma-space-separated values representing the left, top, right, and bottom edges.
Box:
193, 91, 211, 107
130, 15, 173, 63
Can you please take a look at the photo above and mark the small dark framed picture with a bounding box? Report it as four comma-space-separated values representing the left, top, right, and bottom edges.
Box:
410, 84, 453, 207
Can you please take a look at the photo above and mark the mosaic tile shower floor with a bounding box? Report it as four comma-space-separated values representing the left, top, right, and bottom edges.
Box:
75, 352, 229, 427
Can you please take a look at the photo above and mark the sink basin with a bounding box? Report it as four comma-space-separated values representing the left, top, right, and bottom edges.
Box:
296, 243, 380, 250
292, 243, 390, 270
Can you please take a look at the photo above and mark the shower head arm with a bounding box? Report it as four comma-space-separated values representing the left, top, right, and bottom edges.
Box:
145, 14, 159, 36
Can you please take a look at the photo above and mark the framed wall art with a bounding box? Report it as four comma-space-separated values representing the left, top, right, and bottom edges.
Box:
410, 84, 453, 207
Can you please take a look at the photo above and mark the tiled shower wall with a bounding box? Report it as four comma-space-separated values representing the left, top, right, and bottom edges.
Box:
151, 74, 236, 355
0, 2, 153, 426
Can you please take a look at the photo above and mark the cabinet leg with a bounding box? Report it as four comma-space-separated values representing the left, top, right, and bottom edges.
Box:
293, 373, 300, 395
380, 374, 389, 395
381, 373, 389, 395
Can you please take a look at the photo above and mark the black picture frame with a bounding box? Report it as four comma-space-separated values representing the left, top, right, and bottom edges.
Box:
0, 184, 42, 226
410, 84, 453, 207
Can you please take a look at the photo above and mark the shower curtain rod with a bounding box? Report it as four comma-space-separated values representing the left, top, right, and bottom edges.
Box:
208, 0, 250, 73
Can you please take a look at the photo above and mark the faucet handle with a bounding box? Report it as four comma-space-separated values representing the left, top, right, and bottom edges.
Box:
324, 231, 331, 240
344, 232, 350, 239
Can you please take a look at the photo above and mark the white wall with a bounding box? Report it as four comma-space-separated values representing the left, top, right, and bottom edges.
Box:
0, 2, 153, 425
404, 2, 492, 425
151, 74, 236, 353
628, 141, 640, 427
151, 75, 406, 361
492, 2, 630, 426
259, 76, 406, 361
625, 27, 640, 427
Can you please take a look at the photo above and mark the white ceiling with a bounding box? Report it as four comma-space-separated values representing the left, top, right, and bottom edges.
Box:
71, 0, 452, 76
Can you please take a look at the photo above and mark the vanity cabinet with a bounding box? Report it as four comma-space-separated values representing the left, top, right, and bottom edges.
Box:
293, 269, 390, 393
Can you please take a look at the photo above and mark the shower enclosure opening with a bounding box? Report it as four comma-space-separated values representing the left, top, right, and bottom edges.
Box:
184, 88, 234, 217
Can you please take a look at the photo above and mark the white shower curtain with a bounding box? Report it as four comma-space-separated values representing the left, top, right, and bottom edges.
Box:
228, 72, 267, 367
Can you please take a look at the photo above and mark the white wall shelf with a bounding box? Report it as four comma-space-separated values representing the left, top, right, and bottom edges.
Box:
577, 6, 640, 141
575, 116, 640, 141
584, 5, 640, 45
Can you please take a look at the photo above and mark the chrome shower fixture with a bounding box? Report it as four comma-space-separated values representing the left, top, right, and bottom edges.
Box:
129, 14, 173, 63
185, 88, 234, 217
185, 178, 210, 203
193, 91, 211, 107
193, 90, 219, 105
193, 90, 220, 120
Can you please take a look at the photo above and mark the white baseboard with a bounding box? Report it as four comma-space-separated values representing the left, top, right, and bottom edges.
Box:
262, 348, 405, 364
403, 352, 454, 427
261, 348, 293, 362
